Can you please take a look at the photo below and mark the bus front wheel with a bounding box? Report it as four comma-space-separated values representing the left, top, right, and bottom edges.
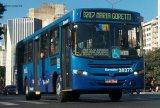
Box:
69, 92, 80, 101
56, 76, 68, 102
109, 89, 122, 102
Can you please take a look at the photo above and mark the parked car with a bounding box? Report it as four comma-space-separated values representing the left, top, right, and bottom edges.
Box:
3, 85, 18, 95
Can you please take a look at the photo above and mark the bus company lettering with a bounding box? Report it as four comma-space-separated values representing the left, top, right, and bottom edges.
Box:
105, 68, 133, 72
105, 68, 118, 72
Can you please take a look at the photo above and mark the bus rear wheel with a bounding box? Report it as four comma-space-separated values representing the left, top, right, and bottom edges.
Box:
25, 83, 41, 100
109, 89, 122, 102
25, 85, 33, 100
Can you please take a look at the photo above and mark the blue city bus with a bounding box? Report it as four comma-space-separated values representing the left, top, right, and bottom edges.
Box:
16, 8, 144, 102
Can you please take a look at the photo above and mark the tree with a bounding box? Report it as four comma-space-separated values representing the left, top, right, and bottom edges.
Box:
0, 66, 5, 78
0, 3, 6, 89
144, 49, 160, 84
0, 66, 5, 91
0, 26, 4, 38
0, 3, 6, 36
0, 3, 6, 18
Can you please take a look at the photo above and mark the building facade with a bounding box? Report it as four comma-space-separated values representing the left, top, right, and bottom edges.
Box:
158, 0, 160, 48
142, 1, 160, 53
28, 3, 68, 27
142, 17, 158, 53
0, 49, 6, 66
0, 24, 6, 67
5, 18, 42, 86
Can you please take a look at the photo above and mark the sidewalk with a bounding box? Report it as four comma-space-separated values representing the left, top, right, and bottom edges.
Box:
140, 92, 160, 94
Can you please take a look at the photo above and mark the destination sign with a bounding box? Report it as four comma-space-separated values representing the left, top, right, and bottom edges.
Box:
82, 48, 109, 56
81, 10, 134, 21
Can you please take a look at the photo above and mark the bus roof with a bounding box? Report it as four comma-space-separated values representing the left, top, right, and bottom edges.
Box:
17, 8, 141, 45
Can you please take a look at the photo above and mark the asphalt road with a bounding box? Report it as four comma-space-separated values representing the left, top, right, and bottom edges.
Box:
0, 93, 160, 108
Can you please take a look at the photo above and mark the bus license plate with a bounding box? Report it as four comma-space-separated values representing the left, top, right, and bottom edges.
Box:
105, 79, 118, 84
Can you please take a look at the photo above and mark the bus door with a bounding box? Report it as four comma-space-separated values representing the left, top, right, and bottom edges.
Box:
61, 24, 72, 90
16, 43, 24, 94
33, 38, 39, 91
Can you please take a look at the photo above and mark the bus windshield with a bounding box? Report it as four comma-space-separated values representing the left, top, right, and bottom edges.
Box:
72, 23, 142, 59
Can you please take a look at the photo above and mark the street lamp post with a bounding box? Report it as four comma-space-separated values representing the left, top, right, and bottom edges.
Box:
143, 49, 146, 92
105, 0, 122, 9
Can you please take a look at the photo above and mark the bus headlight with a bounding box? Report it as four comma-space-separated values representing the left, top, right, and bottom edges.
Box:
73, 70, 88, 76
133, 70, 143, 76
134, 72, 138, 76
83, 71, 88, 76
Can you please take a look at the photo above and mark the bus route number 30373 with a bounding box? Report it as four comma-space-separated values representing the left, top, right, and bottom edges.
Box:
119, 68, 133, 72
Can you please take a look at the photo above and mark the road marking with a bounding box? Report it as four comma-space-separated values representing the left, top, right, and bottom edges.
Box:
0, 102, 19, 106
18, 100, 48, 104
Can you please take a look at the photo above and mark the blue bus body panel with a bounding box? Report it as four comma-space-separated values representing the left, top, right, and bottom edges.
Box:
22, 55, 61, 92
71, 9, 141, 25
17, 8, 143, 93
71, 55, 144, 91
23, 63, 34, 88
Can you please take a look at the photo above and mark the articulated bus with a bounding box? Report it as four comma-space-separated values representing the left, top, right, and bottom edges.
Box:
16, 8, 144, 102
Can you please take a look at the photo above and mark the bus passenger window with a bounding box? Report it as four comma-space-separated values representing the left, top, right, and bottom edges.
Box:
24, 43, 28, 63
41, 32, 49, 58
50, 29, 59, 55
28, 41, 33, 62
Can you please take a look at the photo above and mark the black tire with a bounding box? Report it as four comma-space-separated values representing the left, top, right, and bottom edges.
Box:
4, 91, 8, 96
25, 80, 41, 100
130, 90, 134, 95
56, 76, 68, 102
53, 73, 58, 94
69, 92, 80, 101
136, 90, 140, 94
25, 84, 33, 100
72, 93, 80, 100
34, 93, 41, 100
109, 89, 122, 102
26, 92, 34, 100
24, 78, 41, 100
131, 91, 134, 95
25, 88, 41, 100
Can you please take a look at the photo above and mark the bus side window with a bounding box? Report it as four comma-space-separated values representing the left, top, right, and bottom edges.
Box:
50, 28, 59, 55
41, 31, 49, 58
28, 41, 33, 62
24, 43, 28, 64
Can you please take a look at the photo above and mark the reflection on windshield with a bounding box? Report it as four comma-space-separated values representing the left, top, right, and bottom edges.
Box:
72, 23, 141, 59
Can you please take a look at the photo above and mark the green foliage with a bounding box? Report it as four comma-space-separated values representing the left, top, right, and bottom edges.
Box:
144, 49, 160, 84
0, 66, 5, 78
0, 3, 6, 18
0, 3, 6, 36
0, 66, 5, 91
0, 26, 4, 37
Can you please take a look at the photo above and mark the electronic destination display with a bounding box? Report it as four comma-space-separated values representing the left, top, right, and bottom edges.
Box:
81, 10, 135, 22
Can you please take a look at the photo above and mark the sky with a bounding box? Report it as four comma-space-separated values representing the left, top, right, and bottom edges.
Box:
0, 0, 158, 24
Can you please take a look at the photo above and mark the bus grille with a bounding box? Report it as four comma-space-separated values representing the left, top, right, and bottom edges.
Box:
88, 64, 132, 68
92, 73, 109, 76
92, 73, 131, 77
